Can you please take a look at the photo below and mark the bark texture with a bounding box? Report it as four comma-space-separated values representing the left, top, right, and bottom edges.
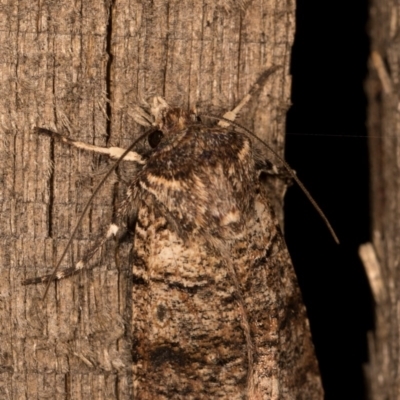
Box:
0, 0, 323, 398
363, 1, 400, 398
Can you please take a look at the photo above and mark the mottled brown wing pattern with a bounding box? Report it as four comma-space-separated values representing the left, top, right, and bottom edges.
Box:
233, 192, 323, 398
130, 193, 322, 399
131, 198, 249, 398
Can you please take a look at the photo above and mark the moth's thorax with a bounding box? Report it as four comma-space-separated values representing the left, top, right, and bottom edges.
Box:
159, 108, 197, 134
131, 121, 258, 243
151, 96, 196, 134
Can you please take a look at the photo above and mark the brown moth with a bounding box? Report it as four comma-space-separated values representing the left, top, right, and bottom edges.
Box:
23, 97, 324, 399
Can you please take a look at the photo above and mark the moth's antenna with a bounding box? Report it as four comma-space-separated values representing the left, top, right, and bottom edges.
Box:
41, 128, 154, 300
201, 114, 340, 244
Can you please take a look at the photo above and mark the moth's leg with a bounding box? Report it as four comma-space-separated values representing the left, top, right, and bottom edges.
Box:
256, 158, 294, 183
22, 223, 123, 285
34, 127, 145, 163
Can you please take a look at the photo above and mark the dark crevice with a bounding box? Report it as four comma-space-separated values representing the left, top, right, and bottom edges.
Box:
48, 135, 55, 238
49, 37, 57, 239
12, 0, 20, 207
105, 0, 115, 144
186, 2, 194, 110
236, 15, 243, 97
162, 2, 170, 97
65, 372, 71, 400
285, 1, 373, 399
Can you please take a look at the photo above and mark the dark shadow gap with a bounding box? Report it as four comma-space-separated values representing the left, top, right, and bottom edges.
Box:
285, 1, 374, 399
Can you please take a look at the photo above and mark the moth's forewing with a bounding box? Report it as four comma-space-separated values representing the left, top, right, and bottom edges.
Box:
236, 192, 323, 397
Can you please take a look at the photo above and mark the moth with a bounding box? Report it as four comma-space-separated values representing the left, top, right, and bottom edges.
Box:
23, 95, 328, 399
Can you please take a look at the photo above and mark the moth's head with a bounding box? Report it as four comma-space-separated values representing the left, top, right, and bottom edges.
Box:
151, 96, 197, 134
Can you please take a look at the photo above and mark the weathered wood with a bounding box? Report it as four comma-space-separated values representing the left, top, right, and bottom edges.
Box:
363, 1, 400, 397
0, 0, 323, 398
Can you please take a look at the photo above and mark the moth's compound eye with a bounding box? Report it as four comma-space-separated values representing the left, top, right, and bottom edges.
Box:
148, 130, 164, 148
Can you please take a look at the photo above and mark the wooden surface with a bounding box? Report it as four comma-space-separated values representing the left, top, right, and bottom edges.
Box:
363, 1, 400, 397
0, 0, 323, 398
